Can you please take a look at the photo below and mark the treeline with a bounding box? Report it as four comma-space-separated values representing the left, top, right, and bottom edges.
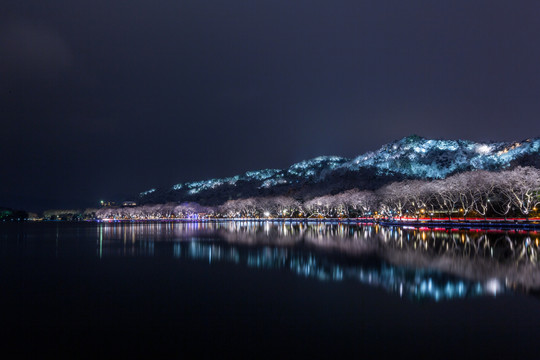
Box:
0, 207, 30, 221
92, 166, 540, 221
42, 209, 99, 221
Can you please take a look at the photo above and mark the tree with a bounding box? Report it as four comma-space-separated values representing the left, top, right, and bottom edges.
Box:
500, 167, 540, 219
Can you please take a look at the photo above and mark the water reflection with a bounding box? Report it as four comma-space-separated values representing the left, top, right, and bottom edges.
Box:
97, 221, 540, 300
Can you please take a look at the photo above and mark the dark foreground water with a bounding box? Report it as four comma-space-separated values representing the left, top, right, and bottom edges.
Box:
1, 221, 540, 358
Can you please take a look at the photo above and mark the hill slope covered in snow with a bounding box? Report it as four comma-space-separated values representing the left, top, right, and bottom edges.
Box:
138, 135, 540, 205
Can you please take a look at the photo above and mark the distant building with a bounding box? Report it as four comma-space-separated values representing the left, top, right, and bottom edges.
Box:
122, 201, 137, 207
100, 200, 116, 207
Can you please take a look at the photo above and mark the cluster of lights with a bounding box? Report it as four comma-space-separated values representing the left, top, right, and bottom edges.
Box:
259, 178, 287, 189
138, 188, 156, 197
287, 156, 348, 178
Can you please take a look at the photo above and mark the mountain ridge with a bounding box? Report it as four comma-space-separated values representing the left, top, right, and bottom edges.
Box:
137, 135, 540, 205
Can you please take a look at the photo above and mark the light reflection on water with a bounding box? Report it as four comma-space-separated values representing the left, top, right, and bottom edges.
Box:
96, 221, 540, 301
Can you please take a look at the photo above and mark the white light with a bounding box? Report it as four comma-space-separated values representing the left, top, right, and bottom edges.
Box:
476, 144, 492, 154
485, 279, 501, 296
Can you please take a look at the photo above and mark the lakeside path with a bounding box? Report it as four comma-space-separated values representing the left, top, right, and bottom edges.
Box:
376, 219, 540, 231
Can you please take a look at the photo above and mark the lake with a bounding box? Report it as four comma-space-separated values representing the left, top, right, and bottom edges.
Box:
1, 221, 540, 358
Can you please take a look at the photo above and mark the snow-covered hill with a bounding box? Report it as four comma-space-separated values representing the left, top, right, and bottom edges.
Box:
138, 135, 540, 205
346, 135, 540, 178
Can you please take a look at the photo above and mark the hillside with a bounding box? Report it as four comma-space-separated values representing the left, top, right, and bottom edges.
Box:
137, 135, 540, 205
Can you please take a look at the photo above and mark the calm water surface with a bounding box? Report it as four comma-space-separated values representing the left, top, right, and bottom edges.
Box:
1, 221, 540, 358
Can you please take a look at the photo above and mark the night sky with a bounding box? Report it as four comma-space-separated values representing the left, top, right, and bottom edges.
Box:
2, 1, 540, 212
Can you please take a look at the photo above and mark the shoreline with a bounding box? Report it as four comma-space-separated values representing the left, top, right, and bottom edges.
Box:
26, 217, 540, 231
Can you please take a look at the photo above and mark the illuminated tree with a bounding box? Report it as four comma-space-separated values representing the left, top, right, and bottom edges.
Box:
499, 167, 540, 218
378, 181, 413, 219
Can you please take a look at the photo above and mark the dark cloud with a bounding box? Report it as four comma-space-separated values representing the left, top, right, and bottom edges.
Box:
1, 1, 540, 212
0, 19, 72, 83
